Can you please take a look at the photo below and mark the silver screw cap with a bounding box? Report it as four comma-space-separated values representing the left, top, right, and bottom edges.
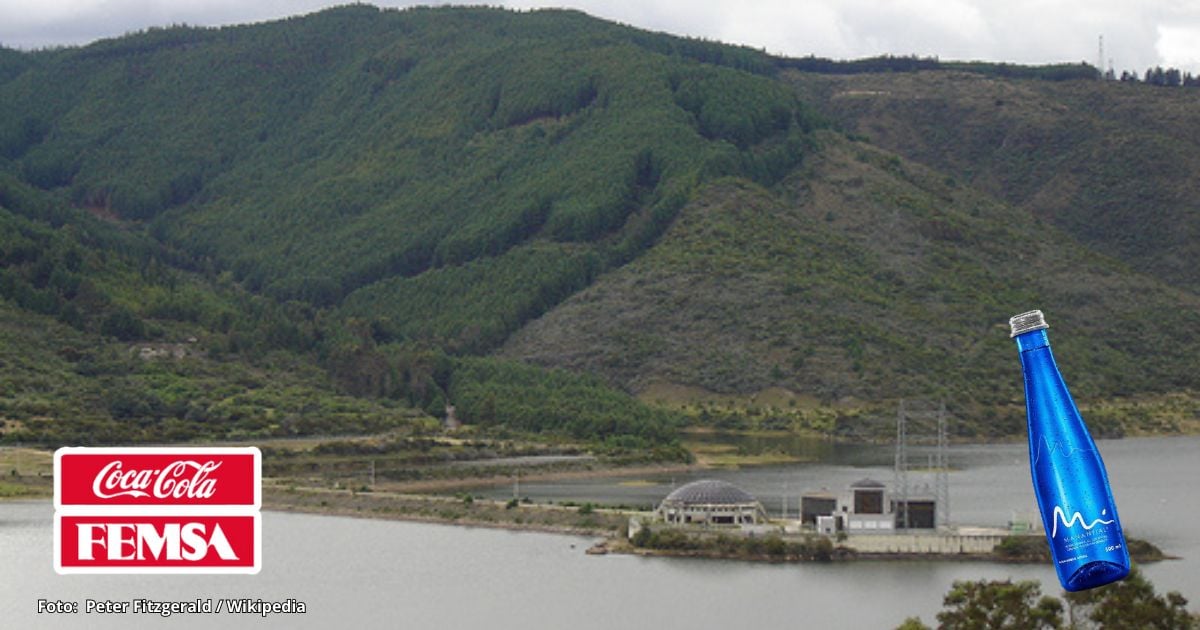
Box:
1009, 310, 1049, 338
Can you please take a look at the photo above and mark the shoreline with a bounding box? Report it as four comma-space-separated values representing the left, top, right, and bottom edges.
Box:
261, 487, 1175, 566
609, 545, 1177, 564
6, 490, 1177, 567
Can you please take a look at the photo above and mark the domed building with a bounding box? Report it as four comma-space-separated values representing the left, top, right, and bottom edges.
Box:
655, 479, 767, 525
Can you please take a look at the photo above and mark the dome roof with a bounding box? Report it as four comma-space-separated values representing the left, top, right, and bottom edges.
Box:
662, 479, 758, 505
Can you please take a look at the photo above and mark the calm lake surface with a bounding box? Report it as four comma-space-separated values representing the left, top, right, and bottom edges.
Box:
2, 436, 1197, 629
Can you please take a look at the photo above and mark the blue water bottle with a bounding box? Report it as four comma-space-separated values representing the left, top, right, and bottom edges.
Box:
1011, 310, 1130, 591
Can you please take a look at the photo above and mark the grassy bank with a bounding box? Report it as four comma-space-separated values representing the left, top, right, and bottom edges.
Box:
993, 534, 1171, 563
619, 527, 1171, 565
263, 484, 633, 537
625, 525, 838, 561
0, 447, 52, 498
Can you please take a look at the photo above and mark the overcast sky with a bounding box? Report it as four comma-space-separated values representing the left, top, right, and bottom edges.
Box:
2, 0, 1199, 74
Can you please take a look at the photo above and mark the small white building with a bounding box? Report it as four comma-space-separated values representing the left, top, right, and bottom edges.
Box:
655, 479, 768, 526
803, 478, 937, 532
846, 478, 895, 532
816, 514, 845, 535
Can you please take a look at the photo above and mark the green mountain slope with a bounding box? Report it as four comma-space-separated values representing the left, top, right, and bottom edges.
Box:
1, 5, 816, 354
502, 133, 1200, 435
2, 6, 1198, 444
2, 6, 804, 447
786, 70, 1200, 294
0, 159, 684, 448
0, 170, 426, 443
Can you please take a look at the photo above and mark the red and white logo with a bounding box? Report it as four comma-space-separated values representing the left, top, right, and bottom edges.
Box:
56, 515, 258, 570
54, 447, 261, 574
57, 449, 259, 507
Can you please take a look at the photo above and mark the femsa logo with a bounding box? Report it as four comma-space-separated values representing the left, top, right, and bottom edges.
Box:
54, 447, 261, 574
56, 515, 255, 569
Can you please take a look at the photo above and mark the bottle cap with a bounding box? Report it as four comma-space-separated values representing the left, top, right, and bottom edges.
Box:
1009, 310, 1048, 338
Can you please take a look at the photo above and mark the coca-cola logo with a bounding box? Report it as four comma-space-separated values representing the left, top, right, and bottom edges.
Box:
56, 448, 259, 507
91, 460, 223, 500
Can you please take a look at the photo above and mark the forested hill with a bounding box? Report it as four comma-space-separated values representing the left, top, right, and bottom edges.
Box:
2, 5, 814, 352
786, 70, 1200, 295
2, 5, 1199, 444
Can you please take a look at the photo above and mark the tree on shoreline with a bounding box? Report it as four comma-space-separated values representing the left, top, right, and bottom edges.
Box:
898, 567, 1194, 630
1064, 566, 1193, 629
936, 579, 1062, 629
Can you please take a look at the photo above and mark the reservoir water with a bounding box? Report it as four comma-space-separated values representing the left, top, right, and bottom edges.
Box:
2, 436, 1196, 629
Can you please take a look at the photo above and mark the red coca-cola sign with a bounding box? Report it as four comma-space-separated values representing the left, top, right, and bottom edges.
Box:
56, 448, 260, 508
54, 447, 262, 574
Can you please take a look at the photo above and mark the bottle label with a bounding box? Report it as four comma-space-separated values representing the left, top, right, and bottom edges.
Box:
1047, 503, 1121, 563
1051, 505, 1115, 539
1030, 433, 1125, 566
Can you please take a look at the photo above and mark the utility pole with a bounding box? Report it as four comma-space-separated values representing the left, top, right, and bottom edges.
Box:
936, 401, 950, 529
894, 400, 909, 530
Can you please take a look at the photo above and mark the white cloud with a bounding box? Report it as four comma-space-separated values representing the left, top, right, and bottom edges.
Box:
1157, 25, 1200, 72
0, 0, 337, 48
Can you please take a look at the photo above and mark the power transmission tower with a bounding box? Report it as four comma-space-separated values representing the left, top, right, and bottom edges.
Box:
936, 401, 949, 528
893, 400, 951, 530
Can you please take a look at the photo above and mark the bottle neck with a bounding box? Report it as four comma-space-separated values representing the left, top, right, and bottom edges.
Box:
1015, 329, 1050, 353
